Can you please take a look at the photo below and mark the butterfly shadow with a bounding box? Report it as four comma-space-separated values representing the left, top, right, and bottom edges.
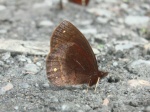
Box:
46, 84, 93, 91
44, 84, 97, 92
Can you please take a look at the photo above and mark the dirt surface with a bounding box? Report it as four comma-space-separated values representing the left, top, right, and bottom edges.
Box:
0, 0, 150, 112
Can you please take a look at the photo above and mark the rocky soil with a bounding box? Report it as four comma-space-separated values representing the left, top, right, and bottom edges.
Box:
0, 0, 150, 112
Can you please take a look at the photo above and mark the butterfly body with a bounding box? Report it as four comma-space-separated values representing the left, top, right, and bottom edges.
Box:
46, 20, 108, 86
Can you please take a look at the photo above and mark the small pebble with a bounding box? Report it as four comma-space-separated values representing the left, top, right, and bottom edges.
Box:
20, 83, 30, 89
38, 20, 53, 27
0, 5, 6, 11
125, 16, 149, 27
17, 55, 28, 62
24, 63, 40, 74
0, 61, 4, 66
14, 106, 19, 110
144, 106, 150, 112
92, 48, 100, 54
36, 62, 42, 67
113, 62, 118, 66
80, 28, 97, 34
42, 83, 50, 88
1, 52, 11, 61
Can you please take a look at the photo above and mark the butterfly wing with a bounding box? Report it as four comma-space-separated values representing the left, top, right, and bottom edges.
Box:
46, 20, 99, 86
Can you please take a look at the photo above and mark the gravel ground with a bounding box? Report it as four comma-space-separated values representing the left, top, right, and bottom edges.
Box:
0, 0, 150, 112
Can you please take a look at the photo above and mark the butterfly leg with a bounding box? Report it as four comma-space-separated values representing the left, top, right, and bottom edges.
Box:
86, 86, 89, 93
86, 79, 91, 93
59, 0, 63, 9
94, 77, 100, 92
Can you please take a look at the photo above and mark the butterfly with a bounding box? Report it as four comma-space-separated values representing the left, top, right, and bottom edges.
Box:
69, 0, 90, 6
46, 20, 108, 89
59, 0, 89, 9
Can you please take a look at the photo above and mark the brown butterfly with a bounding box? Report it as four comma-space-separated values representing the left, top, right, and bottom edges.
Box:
59, 0, 89, 9
69, 0, 90, 6
46, 20, 108, 89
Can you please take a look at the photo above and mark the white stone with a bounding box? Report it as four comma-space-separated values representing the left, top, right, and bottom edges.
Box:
39, 20, 53, 27
125, 16, 149, 26
0, 5, 6, 11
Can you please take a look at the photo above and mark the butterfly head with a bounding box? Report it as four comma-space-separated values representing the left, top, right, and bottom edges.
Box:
98, 71, 108, 79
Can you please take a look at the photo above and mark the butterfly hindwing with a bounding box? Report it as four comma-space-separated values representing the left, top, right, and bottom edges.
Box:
46, 43, 91, 86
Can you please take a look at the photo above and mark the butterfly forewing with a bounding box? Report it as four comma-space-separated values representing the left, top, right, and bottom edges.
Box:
50, 20, 98, 71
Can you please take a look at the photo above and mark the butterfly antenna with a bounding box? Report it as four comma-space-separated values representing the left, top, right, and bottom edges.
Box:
95, 77, 100, 92
86, 79, 91, 93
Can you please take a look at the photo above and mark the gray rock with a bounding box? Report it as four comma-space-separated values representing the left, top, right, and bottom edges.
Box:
0, 10, 12, 21
108, 76, 120, 83
118, 18, 124, 24
76, 20, 92, 26
120, 3, 128, 10
24, 63, 40, 74
27, 58, 32, 63
80, 28, 97, 35
129, 101, 138, 107
96, 17, 109, 24
61, 103, 80, 112
17, 55, 32, 63
17, 55, 28, 62
127, 60, 150, 76
14, 106, 19, 110
1, 52, 11, 61
0, 29, 7, 34
125, 16, 149, 27
61, 103, 91, 112
130, 60, 150, 67
36, 61, 42, 67
0, 5, 6, 11
45, 96, 59, 103
144, 106, 150, 112
42, 83, 50, 88
87, 8, 113, 18
0, 83, 13, 95
114, 41, 138, 51
92, 48, 100, 54
33, 0, 53, 8
0, 88, 5, 95
104, 0, 118, 3
13, 10, 30, 21
35, 83, 39, 87
0, 61, 4, 66
50, 97, 59, 103
20, 83, 30, 89
83, 105, 91, 111
95, 33, 108, 39
113, 62, 118, 67
141, 4, 150, 10
38, 20, 54, 27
